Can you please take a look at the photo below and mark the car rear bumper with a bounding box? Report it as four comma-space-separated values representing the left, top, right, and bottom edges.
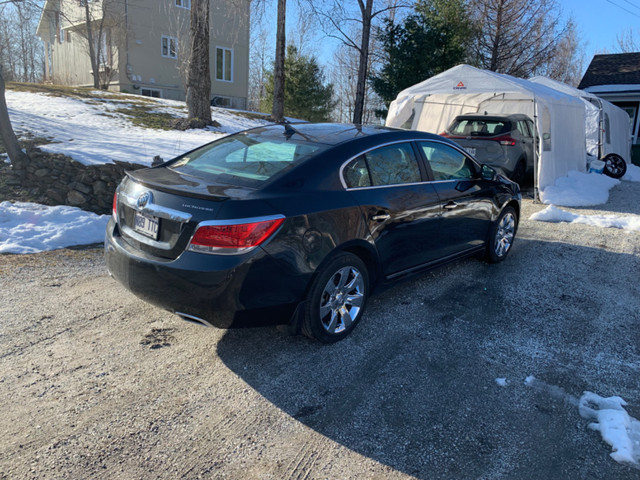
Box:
104, 219, 303, 328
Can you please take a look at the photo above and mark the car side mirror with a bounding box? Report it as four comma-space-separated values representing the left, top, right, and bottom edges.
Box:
481, 164, 496, 181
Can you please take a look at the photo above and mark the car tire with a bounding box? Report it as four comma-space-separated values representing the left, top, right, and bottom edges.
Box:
511, 159, 527, 185
485, 206, 518, 263
302, 252, 369, 343
602, 154, 627, 179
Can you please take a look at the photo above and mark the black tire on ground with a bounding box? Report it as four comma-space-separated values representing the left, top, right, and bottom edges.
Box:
302, 252, 369, 343
485, 206, 518, 264
602, 154, 627, 179
511, 159, 527, 185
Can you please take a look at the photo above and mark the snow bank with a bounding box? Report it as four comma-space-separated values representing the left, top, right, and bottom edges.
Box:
623, 163, 640, 182
540, 171, 620, 207
0, 202, 109, 254
579, 392, 640, 466
530, 205, 640, 232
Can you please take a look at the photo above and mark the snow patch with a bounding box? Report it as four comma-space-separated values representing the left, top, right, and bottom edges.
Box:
579, 392, 640, 466
0, 201, 109, 254
495, 378, 508, 387
530, 205, 640, 232
540, 171, 620, 207
623, 163, 640, 182
523, 376, 640, 467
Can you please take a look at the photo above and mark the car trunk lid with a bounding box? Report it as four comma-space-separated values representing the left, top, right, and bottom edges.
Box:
115, 168, 255, 260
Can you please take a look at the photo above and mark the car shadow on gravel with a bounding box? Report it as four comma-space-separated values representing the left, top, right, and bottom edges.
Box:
215, 238, 640, 479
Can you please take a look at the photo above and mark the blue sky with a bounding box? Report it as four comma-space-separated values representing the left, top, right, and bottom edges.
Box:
562, 0, 640, 59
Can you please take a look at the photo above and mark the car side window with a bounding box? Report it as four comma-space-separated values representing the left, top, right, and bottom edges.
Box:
343, 156, 371, 188
526, 120, 535, 138
516, 121, 531, 138
344, 143, 421, 188
420, 142, 475, 181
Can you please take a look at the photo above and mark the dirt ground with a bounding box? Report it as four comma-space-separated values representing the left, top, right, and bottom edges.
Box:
1, 184, 639, 479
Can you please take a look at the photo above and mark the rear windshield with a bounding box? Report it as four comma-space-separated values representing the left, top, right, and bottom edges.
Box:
449, 119, 511, 137
169, 132, 327, 187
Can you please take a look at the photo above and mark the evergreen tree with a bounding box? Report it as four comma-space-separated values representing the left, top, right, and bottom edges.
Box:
261, 45, 336, 122
370, 0, 473, 114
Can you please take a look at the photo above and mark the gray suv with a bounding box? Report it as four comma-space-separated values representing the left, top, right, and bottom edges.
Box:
441, 114, 535, 184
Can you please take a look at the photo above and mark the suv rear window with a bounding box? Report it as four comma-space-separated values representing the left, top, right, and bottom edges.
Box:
169, 133, 326, 187
449, 119, 511, 137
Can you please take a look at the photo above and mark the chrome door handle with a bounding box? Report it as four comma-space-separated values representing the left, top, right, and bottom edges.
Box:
443, 202, 458, 210
371, 213, 390, 221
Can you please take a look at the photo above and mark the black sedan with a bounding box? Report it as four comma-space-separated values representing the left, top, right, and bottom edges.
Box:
105, 123, 521, 343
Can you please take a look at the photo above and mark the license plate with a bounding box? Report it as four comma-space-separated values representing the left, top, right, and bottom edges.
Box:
133, 211, 159, 240
466, 147, 476, 157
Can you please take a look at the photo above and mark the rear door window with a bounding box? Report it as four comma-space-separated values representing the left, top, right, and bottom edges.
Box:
516, 120, 531, 137
419, 142, 476, 181
343, 143, 422, 188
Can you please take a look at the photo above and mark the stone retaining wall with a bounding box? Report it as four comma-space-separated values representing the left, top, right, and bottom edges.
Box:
7, 148, 146, 215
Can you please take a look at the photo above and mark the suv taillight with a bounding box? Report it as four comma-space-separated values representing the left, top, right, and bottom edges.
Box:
188, 216, 285, 254
112, 191, 118, 222
494, 135, 516, 146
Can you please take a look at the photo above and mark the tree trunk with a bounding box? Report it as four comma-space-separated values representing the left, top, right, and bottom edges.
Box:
0, 66, 28, 165
185, 0, 212, 124
352, 0, 373, 125
272, 0, 286, 123
489, 0, 504, 72
84, 3, 101, 89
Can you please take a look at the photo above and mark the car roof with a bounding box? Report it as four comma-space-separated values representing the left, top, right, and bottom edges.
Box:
238, 122, 443, 146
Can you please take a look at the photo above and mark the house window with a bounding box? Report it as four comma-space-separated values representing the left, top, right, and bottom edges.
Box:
175, 0, 190, 8
141, 88, 162, 98
216, 47, 233, 82
161, 35, 178, 59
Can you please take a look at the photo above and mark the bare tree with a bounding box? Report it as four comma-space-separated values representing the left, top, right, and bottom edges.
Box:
616, 28, 640, 53
310, 0, 406, 124
51, 0, 123, 89
0, 0, 43, 83
470, 0, 572, 78
537, 19, 585, 86
247, 16, 270, 112
0, 65, 27, 165
185, 0, 212, 124
329, 34, 383, 123
272, 0, 287, 122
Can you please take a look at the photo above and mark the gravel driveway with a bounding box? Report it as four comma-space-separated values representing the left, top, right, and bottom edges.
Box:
1, 182, 639, 479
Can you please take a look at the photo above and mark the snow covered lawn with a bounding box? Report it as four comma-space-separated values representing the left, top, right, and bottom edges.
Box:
5, 88, 266, 167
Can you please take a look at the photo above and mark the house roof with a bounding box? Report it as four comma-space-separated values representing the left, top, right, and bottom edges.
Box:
578, 52, 640, 89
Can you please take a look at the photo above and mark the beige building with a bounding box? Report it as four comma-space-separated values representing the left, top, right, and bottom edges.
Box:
36, 0, 250, 109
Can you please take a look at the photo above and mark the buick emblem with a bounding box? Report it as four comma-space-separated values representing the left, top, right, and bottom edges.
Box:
137, 191, 153, 209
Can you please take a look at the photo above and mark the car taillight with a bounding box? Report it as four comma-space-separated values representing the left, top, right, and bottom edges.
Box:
495, 136, 516, 146
112, 191, 118, 222
439, 131, 449, 137
188, 216, 285, 254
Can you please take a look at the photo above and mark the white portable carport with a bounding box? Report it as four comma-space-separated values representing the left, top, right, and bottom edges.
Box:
529, 76, 632, 165
385, 64, 587, 195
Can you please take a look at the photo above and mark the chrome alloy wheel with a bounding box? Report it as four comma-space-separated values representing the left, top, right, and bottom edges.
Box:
494, 212, 516, 258
319, 266, 365, 334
